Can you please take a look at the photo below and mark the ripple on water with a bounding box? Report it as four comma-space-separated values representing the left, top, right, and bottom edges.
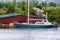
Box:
0, 28, 60, 40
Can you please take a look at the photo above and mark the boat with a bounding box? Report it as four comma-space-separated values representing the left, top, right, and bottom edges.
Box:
14, 13, 54, 28
14, 21, 54, 28
14, 0, 54, 28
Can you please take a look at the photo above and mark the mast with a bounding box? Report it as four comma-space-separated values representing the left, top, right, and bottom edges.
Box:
46, 12, 47, 21
28, 0, 29, 24
44, 1, 47, 21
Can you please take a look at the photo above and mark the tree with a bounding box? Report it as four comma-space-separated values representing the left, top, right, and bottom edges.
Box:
0, 2, 3, 8
7, 3, 15, 13
43, 6, 60, 22
41, 1, 47, 7
0, 7, 7, 15
48, 2, 56, 7
20, 1, 28, 15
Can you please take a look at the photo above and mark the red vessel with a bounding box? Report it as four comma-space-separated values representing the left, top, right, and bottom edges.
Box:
0, 14, 42, 24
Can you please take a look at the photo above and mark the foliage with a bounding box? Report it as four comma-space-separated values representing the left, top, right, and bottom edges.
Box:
31, 2, 60, 23
21, 1, 28, 15
41, 1, 47, 7
0, 2, 60, 23
48, 2, 56, 7
0, 7, 7, 15
7, 3, 15, 13
43, 6, 60, 22
0, 2, 3, 8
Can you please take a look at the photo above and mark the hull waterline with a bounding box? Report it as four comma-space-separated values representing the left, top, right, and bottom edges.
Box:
14, 23, 53, 28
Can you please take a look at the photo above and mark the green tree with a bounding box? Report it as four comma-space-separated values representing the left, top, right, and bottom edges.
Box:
41, 1, 47, 7
20, 1, 28, 15
0, 2, 3, 8
0, 7, 7, 15
48, 2, 56, 7
7, 3, 15, 13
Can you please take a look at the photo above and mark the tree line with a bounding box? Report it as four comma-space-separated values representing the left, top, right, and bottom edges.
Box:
0, 1, 60, 24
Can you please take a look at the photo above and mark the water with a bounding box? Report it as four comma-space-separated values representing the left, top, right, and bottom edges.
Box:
0, 28, 60, 40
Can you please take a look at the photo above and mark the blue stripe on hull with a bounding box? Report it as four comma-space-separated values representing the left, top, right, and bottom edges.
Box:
14, 23, 53, 28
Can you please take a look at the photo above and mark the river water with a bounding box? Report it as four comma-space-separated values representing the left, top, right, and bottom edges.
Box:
0, 28, 60, 40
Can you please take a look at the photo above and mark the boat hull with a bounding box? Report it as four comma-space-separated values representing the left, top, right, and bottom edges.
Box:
14, 23, 53, 28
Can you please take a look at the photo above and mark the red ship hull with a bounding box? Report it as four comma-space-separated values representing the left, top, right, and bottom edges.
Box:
0, 14, 42, 24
